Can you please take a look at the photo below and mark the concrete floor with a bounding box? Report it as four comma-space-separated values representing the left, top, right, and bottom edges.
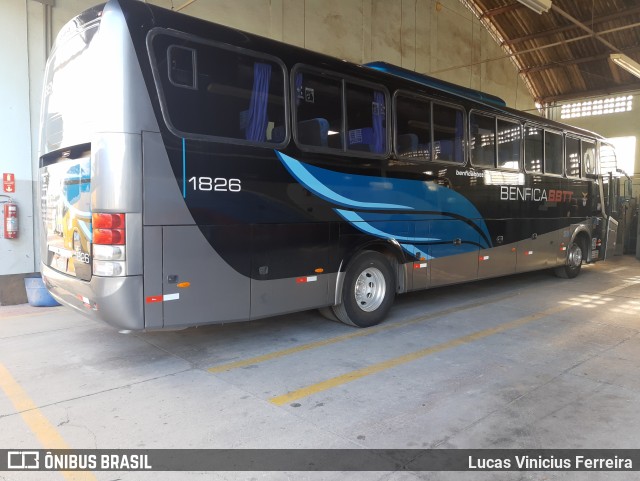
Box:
1, 256, 640, 481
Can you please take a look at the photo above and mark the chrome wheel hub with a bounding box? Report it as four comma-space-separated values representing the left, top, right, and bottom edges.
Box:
354, 267, 386, 312
568, 244, 582, 269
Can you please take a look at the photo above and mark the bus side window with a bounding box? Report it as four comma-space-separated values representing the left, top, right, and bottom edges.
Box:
295, 72, 342, 149
496, 119, 521, 170
544, 131, 563, 175
152, 34, 287, 145
394, 94, 430, 161
565, 136, 581, 178
524, 126, 543, 173
433, 103, 464, 163
470, 113, 495, 168
582, 140, 596, 177
346, 84, 386, 154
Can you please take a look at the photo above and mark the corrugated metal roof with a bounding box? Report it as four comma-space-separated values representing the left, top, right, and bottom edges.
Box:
462, 0, 640, 104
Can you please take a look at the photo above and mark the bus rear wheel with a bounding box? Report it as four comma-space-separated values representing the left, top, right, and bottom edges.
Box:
331, 251, 395, 328
554, 240, 583, 279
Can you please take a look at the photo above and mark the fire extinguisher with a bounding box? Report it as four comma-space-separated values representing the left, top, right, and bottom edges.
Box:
3, 200, 18, 239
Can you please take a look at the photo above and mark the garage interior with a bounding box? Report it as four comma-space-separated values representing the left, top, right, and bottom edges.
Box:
1, 0, 640, 479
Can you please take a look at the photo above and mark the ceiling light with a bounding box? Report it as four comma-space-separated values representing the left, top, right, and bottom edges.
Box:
610, 53, 640, 80
516, 0, 552, 14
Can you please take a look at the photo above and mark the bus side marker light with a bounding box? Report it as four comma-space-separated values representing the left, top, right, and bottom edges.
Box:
479, 255, 490, 261
524, 250, 534, 256
315, 268, 324, 273
177, 282, 191, 288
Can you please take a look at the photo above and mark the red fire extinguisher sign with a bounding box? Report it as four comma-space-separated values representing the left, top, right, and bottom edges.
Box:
3, 173, 15, 193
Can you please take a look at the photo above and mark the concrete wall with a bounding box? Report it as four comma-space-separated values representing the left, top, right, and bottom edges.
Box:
0, 0, 36, 279
0, 0, 537, 302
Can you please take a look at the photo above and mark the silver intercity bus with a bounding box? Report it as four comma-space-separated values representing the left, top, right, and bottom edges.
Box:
39, 0, 619, 331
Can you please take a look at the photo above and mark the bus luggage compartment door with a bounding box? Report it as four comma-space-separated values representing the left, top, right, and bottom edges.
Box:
250, 224, 329, 319
428, 220, 479, 287
161, 225, 250, 328
516, 227, 559, 273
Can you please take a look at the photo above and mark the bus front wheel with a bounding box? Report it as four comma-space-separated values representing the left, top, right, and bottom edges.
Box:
332, 251, 395, 328
554, 241, 583, 279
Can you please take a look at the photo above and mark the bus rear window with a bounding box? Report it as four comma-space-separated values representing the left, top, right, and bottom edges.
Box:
150, 30, 287, 146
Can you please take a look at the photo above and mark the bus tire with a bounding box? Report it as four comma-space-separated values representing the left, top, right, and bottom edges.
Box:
317, 307, 340, 322
332, 251, 395, 328
554, 240, 583, 279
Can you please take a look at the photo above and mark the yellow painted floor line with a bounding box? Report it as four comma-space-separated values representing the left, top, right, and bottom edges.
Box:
208, 293, 515, 374
270, 280, 640, 406
0, 363, 98, 481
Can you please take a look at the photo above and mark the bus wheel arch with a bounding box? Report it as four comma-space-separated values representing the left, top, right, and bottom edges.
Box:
330, 248, 398, 328
555, 231, 589, 279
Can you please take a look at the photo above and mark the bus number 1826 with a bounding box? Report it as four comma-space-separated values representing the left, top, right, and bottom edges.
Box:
188, 177, 242, 192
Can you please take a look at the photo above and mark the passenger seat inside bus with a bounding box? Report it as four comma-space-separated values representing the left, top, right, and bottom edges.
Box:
297, 118, 329, 147
397, 133, 419, 156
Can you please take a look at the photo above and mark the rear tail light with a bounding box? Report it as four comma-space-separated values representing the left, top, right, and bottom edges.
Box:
93, 213, 125, 229
93, 228, 125, 245
92, 213, 126, 277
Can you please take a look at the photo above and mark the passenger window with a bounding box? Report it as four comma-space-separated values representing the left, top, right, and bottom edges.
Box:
545, 131, 563, 175
524, 126, 543, 173
497, 119, 521, 170
565, 136, 581, 178
582, 140, 596, 176
432, 103, 464, 163
346, 84, 386, 154
470, 113, 495, 168
295, 72, 342, 149
151, 33, 286, 145
395, 95, 430, 160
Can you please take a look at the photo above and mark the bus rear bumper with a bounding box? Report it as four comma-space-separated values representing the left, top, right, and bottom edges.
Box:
41, 264, 145, 331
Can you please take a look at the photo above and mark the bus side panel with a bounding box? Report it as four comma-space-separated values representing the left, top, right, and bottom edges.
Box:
142, 132, 195, 226
250, 223, 330, 319
428, 220, 479, 287
516, 224, 561, 272
477, 243, 517, 279
162, 225, 250, 327
412, 221, 429, 291
143, 226, 163, 329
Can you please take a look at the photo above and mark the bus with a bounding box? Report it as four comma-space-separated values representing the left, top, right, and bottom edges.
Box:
39, 0, 620, 331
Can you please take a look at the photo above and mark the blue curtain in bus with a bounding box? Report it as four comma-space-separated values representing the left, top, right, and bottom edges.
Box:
372, 91, 385, 153
295, 73, 303, 106
245, 62, 272, 142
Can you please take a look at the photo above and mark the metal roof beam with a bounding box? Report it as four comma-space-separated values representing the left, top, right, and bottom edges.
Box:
504, 6, 640, 47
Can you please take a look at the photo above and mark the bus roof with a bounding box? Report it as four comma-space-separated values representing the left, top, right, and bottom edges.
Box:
365, 61, 507, 108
